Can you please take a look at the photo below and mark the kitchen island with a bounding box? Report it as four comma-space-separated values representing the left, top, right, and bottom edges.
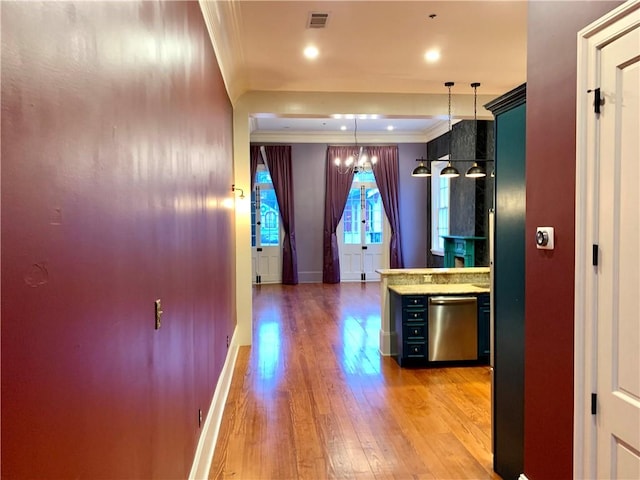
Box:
376, 267, 490, 356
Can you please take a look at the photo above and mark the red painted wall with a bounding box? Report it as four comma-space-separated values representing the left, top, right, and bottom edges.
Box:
525, 2, 621, 479
1, 1, 235, 478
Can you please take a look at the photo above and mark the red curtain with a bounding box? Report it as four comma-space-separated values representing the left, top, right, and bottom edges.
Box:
322, 146, 356, 283
263, 145, 298, 284
370, 145, 404, 268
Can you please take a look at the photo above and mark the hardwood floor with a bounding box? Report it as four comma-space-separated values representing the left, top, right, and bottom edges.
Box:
210, 283, 499, 480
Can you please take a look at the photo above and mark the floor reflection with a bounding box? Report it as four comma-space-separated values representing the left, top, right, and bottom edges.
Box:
341, 315, 381, 376
257, 321, 280, 381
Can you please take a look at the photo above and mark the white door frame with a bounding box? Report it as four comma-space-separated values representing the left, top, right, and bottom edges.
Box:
574, 2, 640, 478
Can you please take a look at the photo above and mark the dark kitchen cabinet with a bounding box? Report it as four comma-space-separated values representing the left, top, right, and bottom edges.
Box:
486, 84, 526, 480
392, 293, 428, 367
391, 290, 490, 368
477, 293, 490, 363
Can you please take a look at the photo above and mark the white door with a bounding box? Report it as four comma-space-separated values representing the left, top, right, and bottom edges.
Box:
337, 178, 389, 282
251, 176, 282, 284
577, 4, 640, 478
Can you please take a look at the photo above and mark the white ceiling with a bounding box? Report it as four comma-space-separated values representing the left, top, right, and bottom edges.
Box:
200, 1, 528, 139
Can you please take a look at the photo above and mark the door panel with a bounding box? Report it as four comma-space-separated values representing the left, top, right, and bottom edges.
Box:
251, 184, 282, 284
337, 184, 387, 282
596, 20, 639, 479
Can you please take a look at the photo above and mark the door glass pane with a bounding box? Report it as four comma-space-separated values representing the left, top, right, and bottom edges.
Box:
354, 170, 375, 183
343, 188, 361, 244
260, 189, 280, 246
251, 191, 257, 247
365, 187, 383, 244
255, 170, 272, 184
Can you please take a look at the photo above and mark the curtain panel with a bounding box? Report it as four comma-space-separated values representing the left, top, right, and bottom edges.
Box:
322, 146, 355, 283
249, 144, 261, 193
370, 145, 404, 269
263, 145, 298, 284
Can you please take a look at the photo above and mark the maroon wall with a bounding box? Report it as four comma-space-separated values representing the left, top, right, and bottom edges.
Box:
525, 2, 621, 479
1, 1, 235, 478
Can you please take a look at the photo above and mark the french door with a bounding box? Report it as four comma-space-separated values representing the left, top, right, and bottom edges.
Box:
337, 179, 389, 282
251, 180, 282, 284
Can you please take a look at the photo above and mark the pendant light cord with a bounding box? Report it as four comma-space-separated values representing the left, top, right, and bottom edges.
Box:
445, 81, 454, 160
472, 82, 479, 146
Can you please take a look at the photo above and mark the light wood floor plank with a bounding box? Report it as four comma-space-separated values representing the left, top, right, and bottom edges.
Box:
210, 283, 500, 479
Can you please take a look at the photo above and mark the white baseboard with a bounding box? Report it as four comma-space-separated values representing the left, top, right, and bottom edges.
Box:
519, 474, 530, 480
189, 327, 240, 480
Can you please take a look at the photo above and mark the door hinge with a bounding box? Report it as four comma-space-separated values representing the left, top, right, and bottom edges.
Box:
588, 88, 603, 114
591, 393, 597, 415
592, 244, 599, 266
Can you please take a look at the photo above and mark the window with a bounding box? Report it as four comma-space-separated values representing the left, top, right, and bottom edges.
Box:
431, 159, 450, 255
251, 166, 280, 247
342, 170, 383, 246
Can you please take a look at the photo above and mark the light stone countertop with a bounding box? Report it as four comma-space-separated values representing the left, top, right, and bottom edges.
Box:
376, 267, 490, 276
389, 283, 490, 295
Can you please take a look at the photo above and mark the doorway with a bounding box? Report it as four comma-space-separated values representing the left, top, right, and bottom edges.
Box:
337, 170, 390, 282
251, 164, 282, 284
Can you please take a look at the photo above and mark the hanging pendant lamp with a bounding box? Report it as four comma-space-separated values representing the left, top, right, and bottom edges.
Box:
465, 82, 487, 178
441, 81, 460, 179
412, 157, 431, 177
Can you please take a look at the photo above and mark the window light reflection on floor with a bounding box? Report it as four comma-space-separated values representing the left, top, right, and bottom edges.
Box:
341, 315, 381, 376
257, 321, 280, 381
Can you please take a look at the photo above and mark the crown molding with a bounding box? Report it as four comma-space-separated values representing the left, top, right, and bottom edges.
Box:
199, 0, 247, 103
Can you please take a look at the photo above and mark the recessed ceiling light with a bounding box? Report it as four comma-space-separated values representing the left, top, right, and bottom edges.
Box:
303, 45, 319, 59
425, 49, 440, 63
387, 125, 394, 131
340, 125, 347, 131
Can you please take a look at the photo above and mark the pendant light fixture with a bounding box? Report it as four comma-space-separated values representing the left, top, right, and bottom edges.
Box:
465, 82, 487, 178
440, 81, 460, 179
411, 157, 431, 177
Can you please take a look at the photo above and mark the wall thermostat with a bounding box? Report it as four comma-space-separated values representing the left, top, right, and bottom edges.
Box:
536, 227, 554, 250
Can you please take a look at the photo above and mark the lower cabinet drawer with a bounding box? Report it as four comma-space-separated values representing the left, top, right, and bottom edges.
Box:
404, 323, 426, 339
402, 296, 426, 308
405, 342, 426, 358
404, 309, 426, 322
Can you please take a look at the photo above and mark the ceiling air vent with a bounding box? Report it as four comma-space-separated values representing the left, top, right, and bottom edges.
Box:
307, 12, 329, 29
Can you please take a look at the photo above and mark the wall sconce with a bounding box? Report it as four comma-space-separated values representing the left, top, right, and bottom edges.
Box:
231, 184, 245, 198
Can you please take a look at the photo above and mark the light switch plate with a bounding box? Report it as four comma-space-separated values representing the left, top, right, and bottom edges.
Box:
536, 227, 554, 250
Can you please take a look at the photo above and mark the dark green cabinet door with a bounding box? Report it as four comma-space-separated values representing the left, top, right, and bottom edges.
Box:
486, 84, 526, 480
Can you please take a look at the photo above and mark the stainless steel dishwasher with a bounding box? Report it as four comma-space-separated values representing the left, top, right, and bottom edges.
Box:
428, 296, 478, 361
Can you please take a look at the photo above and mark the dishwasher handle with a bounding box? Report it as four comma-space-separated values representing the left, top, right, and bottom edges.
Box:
429, 296, 477, 305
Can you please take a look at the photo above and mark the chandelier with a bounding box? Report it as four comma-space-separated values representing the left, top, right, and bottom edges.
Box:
333, 118, 378, 174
